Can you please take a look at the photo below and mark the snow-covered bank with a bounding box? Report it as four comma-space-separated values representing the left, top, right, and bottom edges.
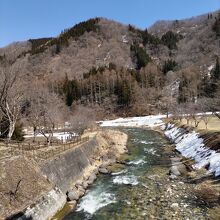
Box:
100, 115, 165, 127
163, 124, 220, 177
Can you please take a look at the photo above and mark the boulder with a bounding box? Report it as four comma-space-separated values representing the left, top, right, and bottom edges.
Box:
82, 181, 88, 189
77, 187, 86, 197
169, 157, 188, 176
67, 190, 79, 201
169, 165, 181, 176
169, 174, 177, 180
93, 168, 99, 175
75, 180, 82, 188
99, 167, 109, 174
102, 155, 109, 161
177, 163, 188, 175
87, 173, 97, 185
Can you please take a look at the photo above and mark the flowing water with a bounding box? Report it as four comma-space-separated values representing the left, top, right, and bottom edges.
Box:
62, 128, 210, 220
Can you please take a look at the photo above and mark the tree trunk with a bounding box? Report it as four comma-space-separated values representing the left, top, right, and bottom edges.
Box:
8, 122, 15, 141
33, 125, 37, 142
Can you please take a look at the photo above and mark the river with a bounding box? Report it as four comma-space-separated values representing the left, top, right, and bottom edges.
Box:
61, 128, 210, 220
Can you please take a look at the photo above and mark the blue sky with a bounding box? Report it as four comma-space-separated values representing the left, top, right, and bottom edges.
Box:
0, 0, 219, 47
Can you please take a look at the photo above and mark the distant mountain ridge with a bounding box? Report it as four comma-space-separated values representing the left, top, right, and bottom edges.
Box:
0, 10, 220, 116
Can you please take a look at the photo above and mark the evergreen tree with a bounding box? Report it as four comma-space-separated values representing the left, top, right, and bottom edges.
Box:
199, 74, 211, 97
213, 14, 220, 37
209, 57, 220, 95
130, 44, 151, 70
178, 75, 189, 103
63, 74, 80, 106
162, 59, 178, 74
161, 31, 182, 50
115, 80, 132, 106
212, 57, 220, 80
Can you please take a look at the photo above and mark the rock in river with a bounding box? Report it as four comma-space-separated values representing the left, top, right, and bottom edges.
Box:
99, 167, 109, 174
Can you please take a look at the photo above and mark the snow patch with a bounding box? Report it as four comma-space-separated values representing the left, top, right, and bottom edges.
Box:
99, 115, 165, 128
163, 124, 220, 177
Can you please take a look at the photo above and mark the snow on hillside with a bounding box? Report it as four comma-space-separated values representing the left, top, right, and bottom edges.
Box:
99, 115, 165, 127
163, 124, 220, 177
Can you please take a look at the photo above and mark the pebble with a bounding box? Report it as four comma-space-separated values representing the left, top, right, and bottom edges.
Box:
171, 203, 179, 209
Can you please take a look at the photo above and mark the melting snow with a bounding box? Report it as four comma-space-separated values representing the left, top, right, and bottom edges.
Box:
99, 115, 165, 127
164, 124, 220, 177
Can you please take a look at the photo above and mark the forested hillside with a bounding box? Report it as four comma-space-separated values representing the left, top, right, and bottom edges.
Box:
0, 10, 220, 138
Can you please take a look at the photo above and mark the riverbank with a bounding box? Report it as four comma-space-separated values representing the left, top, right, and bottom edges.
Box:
51, 129, 128, 219
162, 123, 220, 177
159, 122, 220, 219
61, 127, 219, 219
99, 117, 220, 219
0, 129, 127, 220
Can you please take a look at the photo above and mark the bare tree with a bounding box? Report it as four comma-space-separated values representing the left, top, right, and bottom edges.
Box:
187, 103, 202, 128
197, 98, 212, 130
0, 59, 27, 140
69, 105, 96, 135
26, 84, 67, 144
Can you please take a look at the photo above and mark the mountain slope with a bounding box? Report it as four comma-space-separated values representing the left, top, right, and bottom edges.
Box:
0, 11, 219, 116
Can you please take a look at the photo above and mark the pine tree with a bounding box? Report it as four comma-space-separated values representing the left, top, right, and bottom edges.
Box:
213, 14, 220, 36
62, 74, 80, 106
212, 57, 220, 80
162, 59, 178, 74
178, 75, 189, 103
161, 31, 182, 50
130, 44, 151, 70
209, 57, 220, 95
115, 80, 132, 106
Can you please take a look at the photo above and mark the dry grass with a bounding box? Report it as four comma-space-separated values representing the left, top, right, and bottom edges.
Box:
176, 116, 220, 132
194, 183, 220, 204
208, 206, 220, 220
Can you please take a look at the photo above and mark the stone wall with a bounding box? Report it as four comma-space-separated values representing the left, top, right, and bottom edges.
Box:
3, 130, 128, 220
41, 137, 99, 192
